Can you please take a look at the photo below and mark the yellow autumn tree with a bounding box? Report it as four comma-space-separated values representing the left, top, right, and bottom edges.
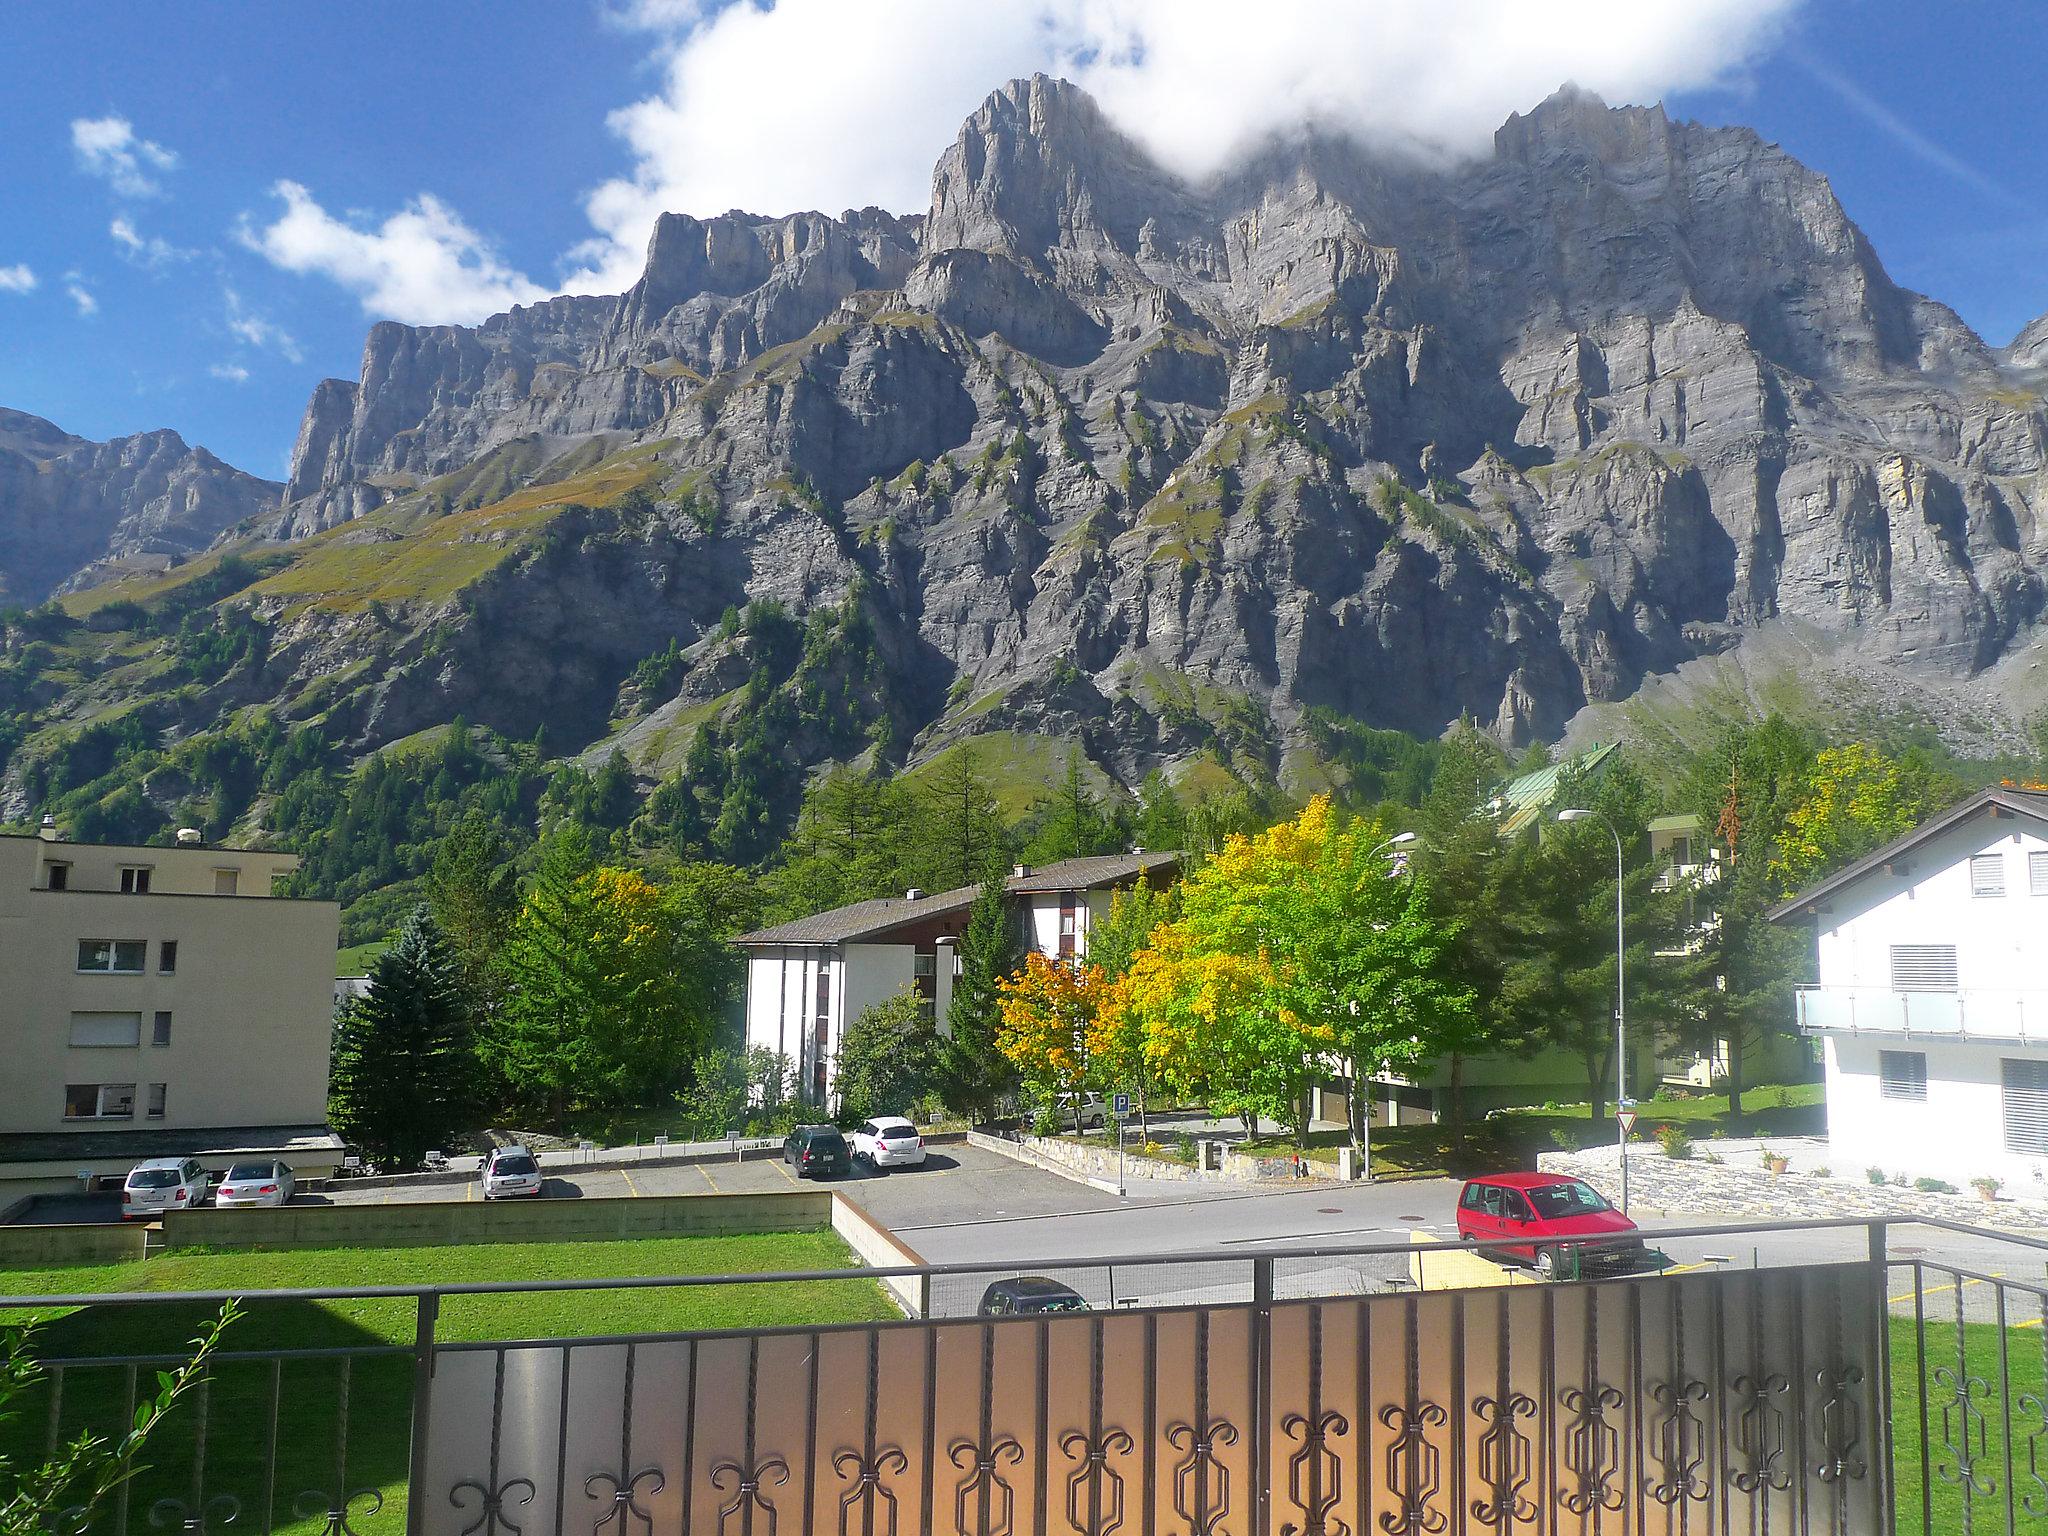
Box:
996, 951, 1105, 1131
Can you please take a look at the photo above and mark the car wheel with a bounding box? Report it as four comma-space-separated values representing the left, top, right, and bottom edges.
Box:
1534, 1248, 1558, 1281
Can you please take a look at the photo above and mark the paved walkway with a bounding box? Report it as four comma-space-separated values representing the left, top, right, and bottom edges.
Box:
1541, 1137, 2048, 1231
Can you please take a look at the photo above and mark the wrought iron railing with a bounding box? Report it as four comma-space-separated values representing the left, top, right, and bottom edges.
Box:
9, 1218, 2048, 1534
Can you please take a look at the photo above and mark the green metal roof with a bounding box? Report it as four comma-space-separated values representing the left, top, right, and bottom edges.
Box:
1489, 742, 1618, 836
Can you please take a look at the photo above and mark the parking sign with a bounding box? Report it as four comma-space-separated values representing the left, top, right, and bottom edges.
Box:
1113, 1092, 1131, 1119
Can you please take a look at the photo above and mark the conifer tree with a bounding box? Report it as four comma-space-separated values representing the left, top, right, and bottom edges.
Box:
330, 906, 475, 1171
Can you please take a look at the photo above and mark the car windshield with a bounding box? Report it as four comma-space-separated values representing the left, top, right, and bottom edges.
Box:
494, 1155, 537, 1176
1526, 1181, 1610, 1219
225, 1162, 273, 1182
127, 1169, 180, 1189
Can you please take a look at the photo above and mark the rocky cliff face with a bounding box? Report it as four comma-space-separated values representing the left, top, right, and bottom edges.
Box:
80, 80, 2048, 788
0, 409, 283, 603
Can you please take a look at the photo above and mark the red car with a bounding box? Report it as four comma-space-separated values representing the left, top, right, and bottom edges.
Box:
1455, 1172, 1646, 1279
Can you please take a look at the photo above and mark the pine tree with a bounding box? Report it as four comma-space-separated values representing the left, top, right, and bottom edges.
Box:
422, 811, 518, 1031
943, 857, 1022, 1121
329, 906, 476, 1172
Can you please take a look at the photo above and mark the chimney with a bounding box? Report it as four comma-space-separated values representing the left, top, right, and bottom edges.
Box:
904, 887, 925, 901
37, 814, 57, 842
1130, 846, 1145, 855
1012, 863, 1030, 879
175, 828, 203, 846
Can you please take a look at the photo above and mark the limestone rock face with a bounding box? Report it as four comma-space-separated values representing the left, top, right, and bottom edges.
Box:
225, 77, 2048, 772
0, 409, 282, 602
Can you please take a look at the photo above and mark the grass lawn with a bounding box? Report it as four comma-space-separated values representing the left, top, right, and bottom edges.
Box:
1, 1231, 892, 1536
1891, 1315, 2048, 1535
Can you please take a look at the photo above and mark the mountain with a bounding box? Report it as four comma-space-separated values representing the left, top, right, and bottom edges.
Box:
10, 78, 2048, 840
0, 409, 283, 605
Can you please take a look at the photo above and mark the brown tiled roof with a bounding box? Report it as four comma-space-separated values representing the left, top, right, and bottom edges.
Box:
735, 850, 1182, 946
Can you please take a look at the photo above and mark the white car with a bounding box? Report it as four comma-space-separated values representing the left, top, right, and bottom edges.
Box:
215, 1159, 295, 1208
848, 1116, 926, 1169
1056, 1092, 1106, 1129
122, 1157, 210, 1221
481, 1145, 544, 1199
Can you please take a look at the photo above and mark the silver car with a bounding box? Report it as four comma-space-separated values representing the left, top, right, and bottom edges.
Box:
481, 1145, 544, 1199
122, 1157, 209, 1220
215, 1158, 295, 1208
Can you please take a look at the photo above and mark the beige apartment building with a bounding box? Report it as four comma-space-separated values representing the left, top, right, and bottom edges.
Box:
0, 825, 342, 1216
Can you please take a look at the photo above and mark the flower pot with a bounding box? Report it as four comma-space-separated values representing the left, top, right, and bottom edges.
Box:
1766, 1158, 1789, 1177
1978, 1189, 1999, 1203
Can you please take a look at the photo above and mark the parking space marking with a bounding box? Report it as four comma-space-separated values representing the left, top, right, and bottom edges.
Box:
620, 1170, 643, 1198
770, 1158, 798, 1186
697, 1164, 721, 1192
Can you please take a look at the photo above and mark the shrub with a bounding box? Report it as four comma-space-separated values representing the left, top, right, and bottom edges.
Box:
1914, 1177, 1958, 1195
1972, 1176, 2003, 1198
1867, 1166, 1888, 1185
1813, 1166, 1832, 1179
1549, 1127, 1575, 1150
1656, 1124, 1694, 1161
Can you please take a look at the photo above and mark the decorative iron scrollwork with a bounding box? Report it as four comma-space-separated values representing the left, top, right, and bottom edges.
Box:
291, 1487, 384, 1536
450, 1475, 537, 1536
2018, 1387, 2048, 1518
1933, 1363, 1993, 1496
1558, 1384, 1625, 1515
1469, 1393, 1537, 1527
1281, 1408, 1349, 1536
1730, 1373, 1792, 1493
711, 1457, 789, 1536
1061, 1427, 1135, 1536
146, 1494, 241, 1532
1378, 1401, 1448, 1535
1165, 1418, 1238, 1536
1813, 1366, 1868, 1484
587, 1466, 665, 1536
833, 1445, 909, 1536
948, 1433, 1024, 1536
1646, 1380, 1711, 1505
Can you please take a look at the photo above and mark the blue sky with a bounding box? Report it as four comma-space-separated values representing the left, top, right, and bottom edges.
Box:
0, 0, 2043, 480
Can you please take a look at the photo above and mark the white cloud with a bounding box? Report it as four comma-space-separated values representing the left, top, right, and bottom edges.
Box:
565, 0, 1803, 290
237, 180, 552, 325
0, 264, 34, 294
209, 362, 252, 383
71, 115, 179, 198
65, 280, 98, 317
222, 286, 303, 364
109, 215, 195, 269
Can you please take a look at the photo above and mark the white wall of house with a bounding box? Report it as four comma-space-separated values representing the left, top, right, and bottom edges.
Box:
1824, 1033, 2048, 1189
743, 948, 837, 1089
1804, 810, 2048, 1185
843, 944, 916, 1041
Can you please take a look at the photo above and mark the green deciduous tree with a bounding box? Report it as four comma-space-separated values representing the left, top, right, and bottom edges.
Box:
330, 906, 478, 1170
834, 989, 943, 1123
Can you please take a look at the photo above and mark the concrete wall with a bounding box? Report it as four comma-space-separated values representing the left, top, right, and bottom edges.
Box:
0, 836, 338, 1139
163, 1190, 833, 1251
1824, 1033, 2048, 1188
0, 1220, 147, 1270
829, 1193, 929, 1315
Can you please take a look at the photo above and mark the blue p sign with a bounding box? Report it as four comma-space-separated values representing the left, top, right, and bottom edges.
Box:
1113, 1092, 1132, 1118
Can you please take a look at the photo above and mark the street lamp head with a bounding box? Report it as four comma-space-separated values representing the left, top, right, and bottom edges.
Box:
1386, 832, 1418, 847
1556, 808, 1593, 822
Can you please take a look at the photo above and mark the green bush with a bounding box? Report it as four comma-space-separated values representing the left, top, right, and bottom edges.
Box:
1913, 1176, 1958, 1195
1866, 1166, 1888, 1185
1656, 1124, 1694, 1160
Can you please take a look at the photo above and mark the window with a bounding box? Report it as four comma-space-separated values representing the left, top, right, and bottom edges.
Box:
70, 1012, 142, 1048
159, 940, 178, 975
77, 940, 146, 974
1889, 944, 1959, 993
1879, 1050, 1928, 1102
44, 862, 68, 890
63, 1083, 136, 1120
152, 1011, 172, 1047
213, 868, 239, 896
146, 1083, 167, 1119
2032, 851, 2048, 898
119, 866, 152, 894
2004, 1059, 2048, 1156
1971, 853, 2007, 898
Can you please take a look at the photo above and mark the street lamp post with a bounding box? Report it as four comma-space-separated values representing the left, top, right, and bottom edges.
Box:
1558, 807, 1630, 1214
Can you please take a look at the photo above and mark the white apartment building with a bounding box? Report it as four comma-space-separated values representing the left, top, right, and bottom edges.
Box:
1772, 786, 2048, 1188
735, 852, 1179, 1107
0, 825, 343, 1216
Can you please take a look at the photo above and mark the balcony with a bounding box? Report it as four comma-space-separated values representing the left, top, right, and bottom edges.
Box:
1795, 985, 2048, 1040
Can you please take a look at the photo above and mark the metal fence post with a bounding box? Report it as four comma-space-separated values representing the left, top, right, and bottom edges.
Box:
406, 1290, 441, 1536
1867, 1221, 1895, 1535
1252, 1255, 1273, 1536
